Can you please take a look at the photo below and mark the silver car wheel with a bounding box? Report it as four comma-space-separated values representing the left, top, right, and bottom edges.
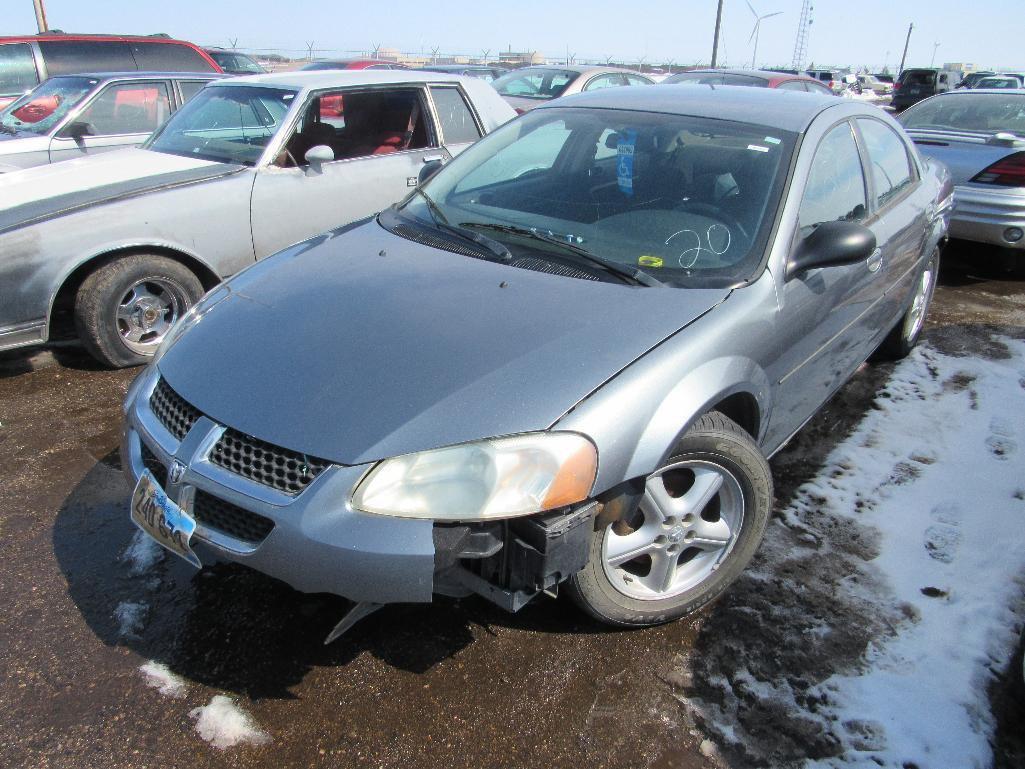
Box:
115, 278, 187, 356
904, 254, 936, 341
601, 460, 745, 601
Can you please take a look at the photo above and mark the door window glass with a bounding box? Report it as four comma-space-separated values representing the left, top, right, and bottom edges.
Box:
430, 86, 481, 144
177, 80, 208, 104
776, 80, 808, 91
722, 74, 766, 87
0, 43, 39, 95
625, 75, 651, 86
40, 41, 135, 75
798, 122, 867, 234
583, 74, 626, 91
856, 119, 913, 208
130, 42, 216, 72
74, 82, 171, 135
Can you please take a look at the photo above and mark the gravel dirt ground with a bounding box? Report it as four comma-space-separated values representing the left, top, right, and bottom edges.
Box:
0, 243, 1022, 769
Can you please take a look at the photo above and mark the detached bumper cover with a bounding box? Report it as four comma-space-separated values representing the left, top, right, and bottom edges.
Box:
121, 367, 436, 604
949, 183, 1025, 250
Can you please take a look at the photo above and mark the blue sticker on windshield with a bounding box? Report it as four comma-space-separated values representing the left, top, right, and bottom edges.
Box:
617, 130, 637, 196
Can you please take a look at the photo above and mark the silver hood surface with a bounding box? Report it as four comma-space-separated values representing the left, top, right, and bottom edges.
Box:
159, 220, 731, 465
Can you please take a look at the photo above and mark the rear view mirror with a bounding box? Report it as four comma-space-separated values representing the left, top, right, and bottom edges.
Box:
64, 121, 96, 140
304, 144, 334, 171
786, 220, 877, 279
418, 159, 443, 186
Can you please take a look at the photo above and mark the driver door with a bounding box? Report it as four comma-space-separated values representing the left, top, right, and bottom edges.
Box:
249, 86, 449, 258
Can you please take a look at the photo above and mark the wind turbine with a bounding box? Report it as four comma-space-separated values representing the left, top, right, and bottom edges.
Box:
746, 0, 782, 68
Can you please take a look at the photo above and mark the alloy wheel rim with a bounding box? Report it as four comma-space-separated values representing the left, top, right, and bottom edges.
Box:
601, 459, 745, 601
906, 257, 935, 341
115, 279, 186, 356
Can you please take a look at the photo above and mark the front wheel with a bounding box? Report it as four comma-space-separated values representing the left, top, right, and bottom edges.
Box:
876, 247, 939, 361
566, 412, 773, 627
74, 255, 204, 368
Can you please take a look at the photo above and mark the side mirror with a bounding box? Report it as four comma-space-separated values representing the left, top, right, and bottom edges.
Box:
786, 220, 877, 279
64, 121, 96, 140
418, 159, 443, 186
304, 144, 334, 171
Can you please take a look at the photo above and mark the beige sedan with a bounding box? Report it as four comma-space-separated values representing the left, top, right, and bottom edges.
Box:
492, 65, 652, 112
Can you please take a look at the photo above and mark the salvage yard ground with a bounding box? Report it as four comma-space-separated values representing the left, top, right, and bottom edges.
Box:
0, 250, 1023, 769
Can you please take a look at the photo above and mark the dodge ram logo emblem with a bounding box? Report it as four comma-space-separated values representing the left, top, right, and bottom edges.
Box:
169, 460, 187, 485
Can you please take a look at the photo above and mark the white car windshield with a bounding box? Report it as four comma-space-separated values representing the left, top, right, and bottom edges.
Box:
0, 76, 97, 136
145, 85, 296, 165
900, 93, 1025, 137
393, 107, 795, 287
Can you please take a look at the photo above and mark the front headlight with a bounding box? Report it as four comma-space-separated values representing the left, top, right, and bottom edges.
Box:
351, 432, 597, 521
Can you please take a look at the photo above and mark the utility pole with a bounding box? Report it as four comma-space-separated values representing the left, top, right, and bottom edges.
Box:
930, 41, 940, 68
711, 0, 725, 67
898, 22, 913, 77
33, 0, 49, 33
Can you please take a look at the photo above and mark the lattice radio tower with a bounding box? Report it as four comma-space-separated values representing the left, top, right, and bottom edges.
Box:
791, 0, 813, 70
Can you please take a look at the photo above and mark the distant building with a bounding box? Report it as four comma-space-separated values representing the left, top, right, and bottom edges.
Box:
499, 50, 544, 66
944, 62, 977, 73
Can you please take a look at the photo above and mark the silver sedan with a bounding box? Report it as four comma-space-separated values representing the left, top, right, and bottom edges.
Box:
491, 65, 652, 113
122, 85, 950, 636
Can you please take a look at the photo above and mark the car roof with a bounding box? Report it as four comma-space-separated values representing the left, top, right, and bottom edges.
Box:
0, 33, 198, 43
918, 87, 1025, 96
670, 68, 817, 82
213, 69, 470, 90
542, 83, 840, 132
503, 64, 645, 75
46, 71, 222, 80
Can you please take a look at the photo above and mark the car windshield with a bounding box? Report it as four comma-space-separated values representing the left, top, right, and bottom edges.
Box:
0, 76, 97, 135
899, 93, 1025, 136
145, 85, 296, 165
210, 51, 264, 74
901, 70, 936, 87
492, 68, 577, 100
389, 107, 795, 288
977, 78, 1019, 90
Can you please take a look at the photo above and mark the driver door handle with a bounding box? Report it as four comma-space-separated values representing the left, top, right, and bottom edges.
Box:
422, 154, 445, 163
866, 248, 883, 273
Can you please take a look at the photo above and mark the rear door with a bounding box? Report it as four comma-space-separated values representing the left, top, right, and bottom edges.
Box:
249, 85, 449, 257
768, 119, 885, 443
49, 79, 172, 162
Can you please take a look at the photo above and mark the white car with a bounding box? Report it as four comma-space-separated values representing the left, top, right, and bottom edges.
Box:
0, 70, 515, 367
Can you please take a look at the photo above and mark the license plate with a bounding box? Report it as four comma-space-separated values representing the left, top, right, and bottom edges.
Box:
131, 470, 201, 568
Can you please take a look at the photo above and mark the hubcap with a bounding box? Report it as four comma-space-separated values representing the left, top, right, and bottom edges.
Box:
905, 257, 935, 341
115, 279, 185, 356
601, 460, 745, 601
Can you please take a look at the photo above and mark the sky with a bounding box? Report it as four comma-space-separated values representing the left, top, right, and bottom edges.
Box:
8, 0, 1023, 71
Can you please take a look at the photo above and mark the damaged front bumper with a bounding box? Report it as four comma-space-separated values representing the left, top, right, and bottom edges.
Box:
121, 366, 597, 612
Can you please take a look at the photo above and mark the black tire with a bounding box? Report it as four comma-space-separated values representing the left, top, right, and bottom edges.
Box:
566, 412, 773, 627
74, 254, 204, 368
875, 247, 940, 361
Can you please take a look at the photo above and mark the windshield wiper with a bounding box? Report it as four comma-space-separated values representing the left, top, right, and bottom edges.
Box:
459, 222, 664, 287
411, 189, 512, 262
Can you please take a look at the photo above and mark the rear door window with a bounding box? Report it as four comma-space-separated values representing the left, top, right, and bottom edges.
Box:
176, 80, 208, 104
856, 119, 914, 208
777, 80, 808, 91
72, 81, 172, 135
799, 122, 868, 234
40, 41, 135, 75
0, 43, 39, 95
129, 42, 216, 72
722, 74, 766, 87
430, 86, 481, 145
584, 74, 627, 91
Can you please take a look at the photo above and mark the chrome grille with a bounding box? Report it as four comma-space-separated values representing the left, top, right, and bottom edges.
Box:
209, 429, 330, 495
150, 377, 201, 441
192, 490, 274, 544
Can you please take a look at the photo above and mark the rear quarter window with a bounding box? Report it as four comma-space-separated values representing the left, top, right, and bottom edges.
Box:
130, 42, 216, 72
40, 40, 135, 76
0, 42, 39, 95
430, 86, 481, 145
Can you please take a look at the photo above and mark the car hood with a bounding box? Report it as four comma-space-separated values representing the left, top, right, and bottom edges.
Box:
0, 147, 243, 235
159, 221, 731, 466
908, 131, 1023, 184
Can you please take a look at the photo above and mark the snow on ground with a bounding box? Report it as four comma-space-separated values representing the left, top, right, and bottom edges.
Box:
121, 529, 164, 575
139, 661, 187, 698
679, 334, 1025, 768
113, 600, 148, 638
189, 696, 271, 750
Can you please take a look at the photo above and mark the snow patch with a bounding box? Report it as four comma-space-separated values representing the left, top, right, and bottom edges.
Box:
114, 600, 147, 638
122, 529, 164, 575
139, 661, 186, 698
189, 696, 271, 750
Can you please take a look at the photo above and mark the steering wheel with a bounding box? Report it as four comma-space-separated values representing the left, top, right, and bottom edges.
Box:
675, 201, 750, 242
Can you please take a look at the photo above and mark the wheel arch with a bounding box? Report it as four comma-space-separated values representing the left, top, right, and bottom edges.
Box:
47, 244, 221, 340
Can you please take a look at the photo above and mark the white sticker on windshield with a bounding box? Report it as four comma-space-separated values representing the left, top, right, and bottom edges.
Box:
764, 136, 781, 145
747, 144, 770, 153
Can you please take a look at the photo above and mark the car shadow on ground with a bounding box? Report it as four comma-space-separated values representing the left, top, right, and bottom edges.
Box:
52, 449, 619, 702
0, 342, 105, 379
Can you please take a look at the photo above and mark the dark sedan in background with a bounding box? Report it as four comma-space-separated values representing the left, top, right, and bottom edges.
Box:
123, 86, 950, 638
899, 89, 1025, 255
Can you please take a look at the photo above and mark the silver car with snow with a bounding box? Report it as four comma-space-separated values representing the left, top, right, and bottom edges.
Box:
122, 86, 950, 637
0, 70, 514, 366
